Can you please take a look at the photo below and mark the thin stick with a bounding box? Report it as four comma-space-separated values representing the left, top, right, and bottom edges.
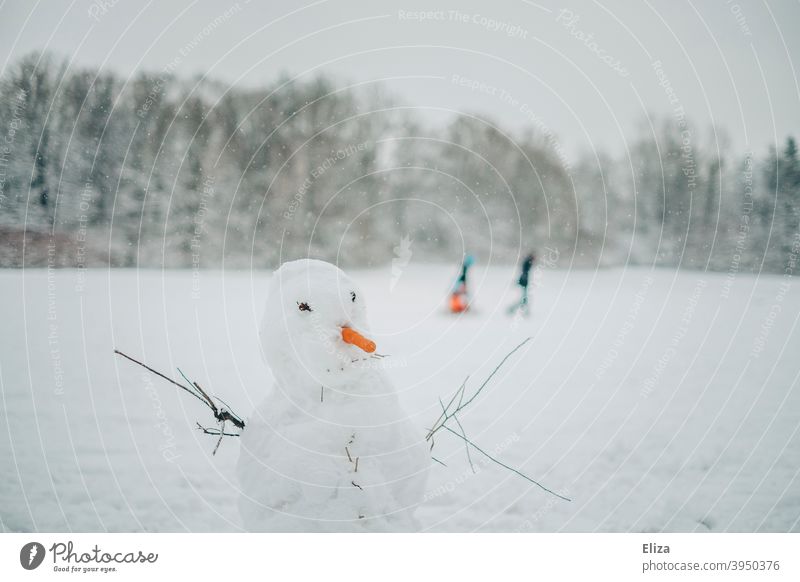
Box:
427, 337, 532, 442
212, 420, 226, 456
213, 396, 245, 425
195, 423, 240, 437
452, 411, 475, 474
458, 337, 532, 411
456, 377, 468, 409
115, 349, 245, 454
442, 425, 571, 502
115, 349, 207, 408
175, 365, 245, 430
177, 368, 214, 409
439, 397, 474, 473
425, 338, 570, 503
426, 375, 469, 440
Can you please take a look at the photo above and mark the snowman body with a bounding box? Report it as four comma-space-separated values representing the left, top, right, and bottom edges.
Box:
237, 260, 430, 531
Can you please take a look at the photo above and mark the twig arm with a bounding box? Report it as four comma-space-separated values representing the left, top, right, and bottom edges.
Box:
114, 349, 245, 454
426, 337, 571, 503
442, 426, 571, 502
196, 423, 241, 437
114, 349, 208, 408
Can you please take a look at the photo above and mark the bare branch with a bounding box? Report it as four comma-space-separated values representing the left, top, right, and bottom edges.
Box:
114, 349, 207, 408
213, 396, 245, 426
427, 337, 532, 442
458, 337, 532, 411
426, 375, 469, 441
431, 456, 447, 467
442, 426, 571, 502
439, 397, 474, 473
425, 337, 571, 503
177, 367, 214, 410
212, 420, 226, 456
452, 412, 475, 474
115, 349, 245, 456
195, 423, 241, 438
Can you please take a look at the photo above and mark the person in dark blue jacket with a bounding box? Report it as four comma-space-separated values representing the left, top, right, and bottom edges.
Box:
508, 252, 535, 316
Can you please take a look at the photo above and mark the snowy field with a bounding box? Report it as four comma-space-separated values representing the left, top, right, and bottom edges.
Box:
1, 265, 799, 532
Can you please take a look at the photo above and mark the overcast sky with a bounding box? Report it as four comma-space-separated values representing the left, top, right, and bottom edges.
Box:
1, 0, 798, 161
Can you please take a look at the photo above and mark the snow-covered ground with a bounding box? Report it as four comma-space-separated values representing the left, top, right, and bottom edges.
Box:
1, 264, 798, 532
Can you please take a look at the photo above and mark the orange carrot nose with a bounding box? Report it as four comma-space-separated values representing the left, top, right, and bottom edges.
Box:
341, 327, 376, 353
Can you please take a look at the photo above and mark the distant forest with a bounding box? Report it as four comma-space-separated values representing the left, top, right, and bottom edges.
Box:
0, 51, 798, 272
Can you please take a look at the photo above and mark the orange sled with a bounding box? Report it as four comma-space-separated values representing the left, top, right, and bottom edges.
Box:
449, 292, 469, 313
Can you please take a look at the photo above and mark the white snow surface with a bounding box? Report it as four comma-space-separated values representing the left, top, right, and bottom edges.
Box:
1, 264, 798, 532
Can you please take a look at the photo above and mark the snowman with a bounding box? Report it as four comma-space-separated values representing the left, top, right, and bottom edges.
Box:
237, 259, 431, 531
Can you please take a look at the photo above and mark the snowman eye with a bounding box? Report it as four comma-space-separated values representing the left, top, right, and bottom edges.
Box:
297, 301, 312, 312
350, 291, 356, 303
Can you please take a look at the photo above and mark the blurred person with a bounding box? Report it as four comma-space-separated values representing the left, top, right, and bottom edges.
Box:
449, 254, 475, 313
507, 252, 535, 316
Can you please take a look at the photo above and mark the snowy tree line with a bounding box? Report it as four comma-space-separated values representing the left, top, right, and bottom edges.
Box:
0, 51, 798, 272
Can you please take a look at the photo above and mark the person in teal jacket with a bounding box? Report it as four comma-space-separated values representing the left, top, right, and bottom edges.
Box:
449, 254, 474, 313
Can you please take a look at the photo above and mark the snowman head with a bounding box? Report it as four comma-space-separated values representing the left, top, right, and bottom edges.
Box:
260, 259, 378, 388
